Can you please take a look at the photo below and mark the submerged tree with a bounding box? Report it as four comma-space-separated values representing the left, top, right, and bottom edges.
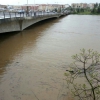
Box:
65, 49, 100, 100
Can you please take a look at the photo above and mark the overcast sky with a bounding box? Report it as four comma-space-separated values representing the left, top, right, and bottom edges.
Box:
0, 0, 100, 5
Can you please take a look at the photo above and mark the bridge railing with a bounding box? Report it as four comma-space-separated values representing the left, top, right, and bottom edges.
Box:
0, 11, 60, 20
0, 11, 62, 25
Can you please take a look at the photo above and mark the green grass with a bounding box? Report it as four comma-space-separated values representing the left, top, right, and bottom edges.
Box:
76, 10, 91, 14
74, 11, 100, 15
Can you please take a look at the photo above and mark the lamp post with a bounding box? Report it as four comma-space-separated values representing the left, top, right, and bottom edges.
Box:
55, 2, 58, 12
26, 0, 29, 16
27, 0, 28, 5
34, 0, 35, 12
33, 0, 36, 17
47, 3, 48, 12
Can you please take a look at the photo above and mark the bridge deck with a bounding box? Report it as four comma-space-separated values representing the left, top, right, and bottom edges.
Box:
0, 11, 68, 33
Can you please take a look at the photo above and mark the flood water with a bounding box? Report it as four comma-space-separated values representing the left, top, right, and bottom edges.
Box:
0, 15, 100, 100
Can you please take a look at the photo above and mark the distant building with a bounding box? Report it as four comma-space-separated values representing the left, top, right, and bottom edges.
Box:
71, 3, 88, 8
71, 3, 95, 9
22, 4, 39, 11
88, 3, 95, 9
13, 5, 22, 10
0, 4, 7, 9
64, 4, 70, 8
38, 4, 46, 11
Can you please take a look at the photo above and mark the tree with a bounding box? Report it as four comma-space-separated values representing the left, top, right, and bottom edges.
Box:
76, 8, 80, 13
91, 8, 96, 13
80, 8, 84, 12
94, 3, 98, 8
65, 49, 100, 100
97, 7, 100, 13
54, 8, 57, 12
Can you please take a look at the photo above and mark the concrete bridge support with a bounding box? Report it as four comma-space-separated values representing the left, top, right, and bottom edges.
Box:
0, 14, 60, 33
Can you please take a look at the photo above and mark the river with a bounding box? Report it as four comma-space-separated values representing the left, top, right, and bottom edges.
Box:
0, 15, 100, 100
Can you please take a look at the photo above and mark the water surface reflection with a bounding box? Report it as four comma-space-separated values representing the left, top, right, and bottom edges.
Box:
0, 15, 100, 100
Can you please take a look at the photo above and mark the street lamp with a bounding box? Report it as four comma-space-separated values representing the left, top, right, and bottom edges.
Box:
33, 0, 36, 16
27, 0, 28, 5
26, 0, 29, 16
34, 0, 35, 12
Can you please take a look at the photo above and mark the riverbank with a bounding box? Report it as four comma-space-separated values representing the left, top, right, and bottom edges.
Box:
73, 11, 100, 15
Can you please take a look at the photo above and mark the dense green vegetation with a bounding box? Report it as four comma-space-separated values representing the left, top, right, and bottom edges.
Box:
70, 3, 100, 15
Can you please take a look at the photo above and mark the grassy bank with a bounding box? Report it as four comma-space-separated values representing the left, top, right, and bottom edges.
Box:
74, 11, 100, 15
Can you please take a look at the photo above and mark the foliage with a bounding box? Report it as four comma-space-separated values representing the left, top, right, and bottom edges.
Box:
71, 3, 100, 14
65, 49, 100, 100
54, 8, 57, 12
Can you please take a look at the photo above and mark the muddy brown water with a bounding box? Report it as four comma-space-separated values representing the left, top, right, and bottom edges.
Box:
0, 15, 100, 100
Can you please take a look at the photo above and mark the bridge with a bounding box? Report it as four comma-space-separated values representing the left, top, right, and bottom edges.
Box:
0, 11, 68, 34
